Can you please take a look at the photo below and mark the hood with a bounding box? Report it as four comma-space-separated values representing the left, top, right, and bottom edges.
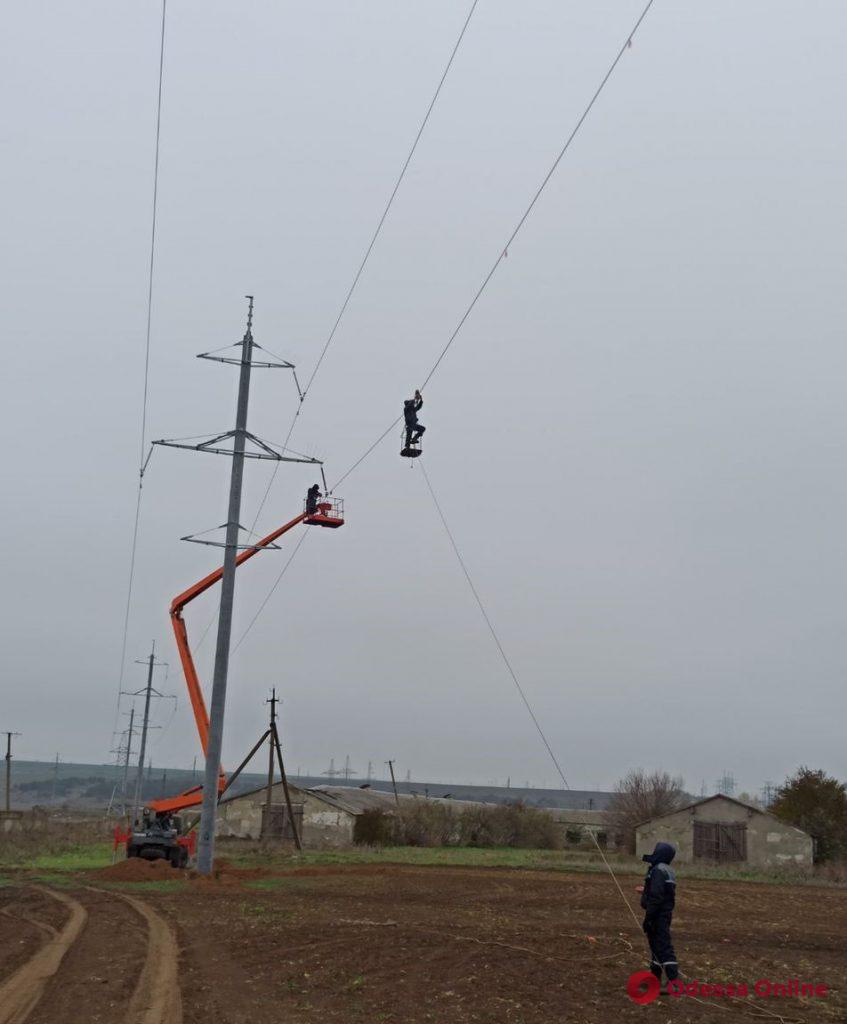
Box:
642, 841, 676, 866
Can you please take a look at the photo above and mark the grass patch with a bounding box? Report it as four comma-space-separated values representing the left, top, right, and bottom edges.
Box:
219, 842, 840, 886
0, 841, 113, 872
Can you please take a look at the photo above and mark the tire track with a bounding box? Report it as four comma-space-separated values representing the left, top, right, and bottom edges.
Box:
107, 890, 183, 1024
0, 887, 86, 1024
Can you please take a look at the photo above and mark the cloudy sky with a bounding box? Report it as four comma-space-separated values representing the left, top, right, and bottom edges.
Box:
2, 1, 845, 795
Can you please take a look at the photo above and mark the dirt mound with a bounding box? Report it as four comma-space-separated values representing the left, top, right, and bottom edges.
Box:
92, 857, 177, 881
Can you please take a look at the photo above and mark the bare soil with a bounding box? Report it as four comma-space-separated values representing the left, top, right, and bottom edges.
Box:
0, 864, 844, 1023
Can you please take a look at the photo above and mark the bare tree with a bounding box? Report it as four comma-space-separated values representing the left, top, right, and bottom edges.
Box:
604, 769, 686, 854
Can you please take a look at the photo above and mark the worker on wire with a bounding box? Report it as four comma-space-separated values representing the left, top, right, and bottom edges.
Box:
305, 483, 322, 515
640, 841, 679, 986
403, 389, 425, 451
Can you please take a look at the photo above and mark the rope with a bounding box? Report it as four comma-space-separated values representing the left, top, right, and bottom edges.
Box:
328, 0, 657, 491
111, 0, 168, 743
419, 461, 645, 937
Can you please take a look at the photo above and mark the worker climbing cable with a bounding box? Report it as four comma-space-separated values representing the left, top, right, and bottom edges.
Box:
401, 389, 426, 457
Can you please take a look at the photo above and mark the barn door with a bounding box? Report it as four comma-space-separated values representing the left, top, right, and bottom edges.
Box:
693, 821, 747, 862
261, 802, 304, 840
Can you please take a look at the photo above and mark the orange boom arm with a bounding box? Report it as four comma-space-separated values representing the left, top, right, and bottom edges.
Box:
147, 510, 307, 816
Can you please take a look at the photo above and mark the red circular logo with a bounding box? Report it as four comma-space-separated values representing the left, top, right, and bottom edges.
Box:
627, 971, 661, 1005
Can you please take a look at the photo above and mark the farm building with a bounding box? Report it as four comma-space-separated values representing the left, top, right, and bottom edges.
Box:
218, 781, 619, 850
217, 783, 400, 847
635, 795, 813, 868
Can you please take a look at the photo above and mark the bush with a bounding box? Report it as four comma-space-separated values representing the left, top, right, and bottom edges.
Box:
352, 801, 560, 850
353, 808, 395, 846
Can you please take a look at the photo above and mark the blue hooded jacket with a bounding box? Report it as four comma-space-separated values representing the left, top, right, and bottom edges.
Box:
640, 842, 676, 918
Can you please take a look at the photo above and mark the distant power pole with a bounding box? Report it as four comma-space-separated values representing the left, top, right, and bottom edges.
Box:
385, 760, 399, 806
366, 761, 373, 782
121, 708, 136, 812
192, 756, 197, 782
404, 769, 411, 783
51, 753, 60, 804
4, 732, 21, 812
126, 641, 171, 824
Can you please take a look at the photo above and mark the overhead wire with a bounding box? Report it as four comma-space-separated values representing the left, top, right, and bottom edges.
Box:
236, 0, 658, 656
330, 0, 657, 493
195, 0, 481, 656
111, 0, 168, 744
246, 0, 481, 534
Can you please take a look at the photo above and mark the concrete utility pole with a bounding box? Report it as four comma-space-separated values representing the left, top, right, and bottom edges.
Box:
386, 760, 399, 806
197, 298, 255, 875
4, 732, 21, 812
51, 753, 60, 804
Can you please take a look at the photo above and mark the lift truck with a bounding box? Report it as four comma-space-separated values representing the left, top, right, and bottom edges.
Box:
118, 497, 344, 865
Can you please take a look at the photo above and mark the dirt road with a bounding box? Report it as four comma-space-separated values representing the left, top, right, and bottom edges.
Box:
0, 883, 181, 1024
1, 863, 844, 1023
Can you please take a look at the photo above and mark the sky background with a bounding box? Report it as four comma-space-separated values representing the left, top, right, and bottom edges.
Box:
2, 1, 845, 795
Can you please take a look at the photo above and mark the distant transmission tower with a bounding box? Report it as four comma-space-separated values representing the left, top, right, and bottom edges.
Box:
760, 781, 778, 807
715, 772, 736, 797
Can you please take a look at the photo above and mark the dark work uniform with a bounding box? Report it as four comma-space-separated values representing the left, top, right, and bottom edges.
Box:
306, 485, 321, 515
404, 396, 425, 447
640, 841, 679, 983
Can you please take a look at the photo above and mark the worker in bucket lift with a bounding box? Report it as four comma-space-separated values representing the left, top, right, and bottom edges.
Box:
404, 389, 425, 448
305, 483, 321, 515
640, 841, 679, 985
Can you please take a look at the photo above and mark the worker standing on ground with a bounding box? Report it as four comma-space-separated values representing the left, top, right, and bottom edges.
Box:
640, 841, 679, 986
404, 389, 425, 449
305, 483, 321, 515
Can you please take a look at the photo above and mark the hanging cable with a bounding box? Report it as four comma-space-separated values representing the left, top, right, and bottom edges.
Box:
231, 529, 312, 654
328, 0, 656, 492
247, 0, 481, 534
193, 3, 481, 656
111, 0, 168, 743
234, 0, 657, 658
419, 461, 644, 934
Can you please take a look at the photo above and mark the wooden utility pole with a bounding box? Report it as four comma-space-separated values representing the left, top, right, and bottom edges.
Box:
385, 759, 399, 806
4, 732, 21, 812
271, 713, 301, 851
262, 689, 278, 840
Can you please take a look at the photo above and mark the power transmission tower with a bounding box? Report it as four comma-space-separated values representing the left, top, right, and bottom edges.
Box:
715, 772, 736, 797
110, 711, 139, 815
339, 755, 357, 780
323, 758, 340, 778
152, 296, 319, 875
760, 781, 778, 807
123, 641, 172, 824
366, 761, 373, 782
3, 732, 21, 813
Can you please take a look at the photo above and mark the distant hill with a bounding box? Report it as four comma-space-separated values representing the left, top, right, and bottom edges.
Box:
9, 760, 612, 812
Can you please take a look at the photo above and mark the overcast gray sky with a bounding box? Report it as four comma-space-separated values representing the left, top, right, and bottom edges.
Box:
2, 1, 845, 795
